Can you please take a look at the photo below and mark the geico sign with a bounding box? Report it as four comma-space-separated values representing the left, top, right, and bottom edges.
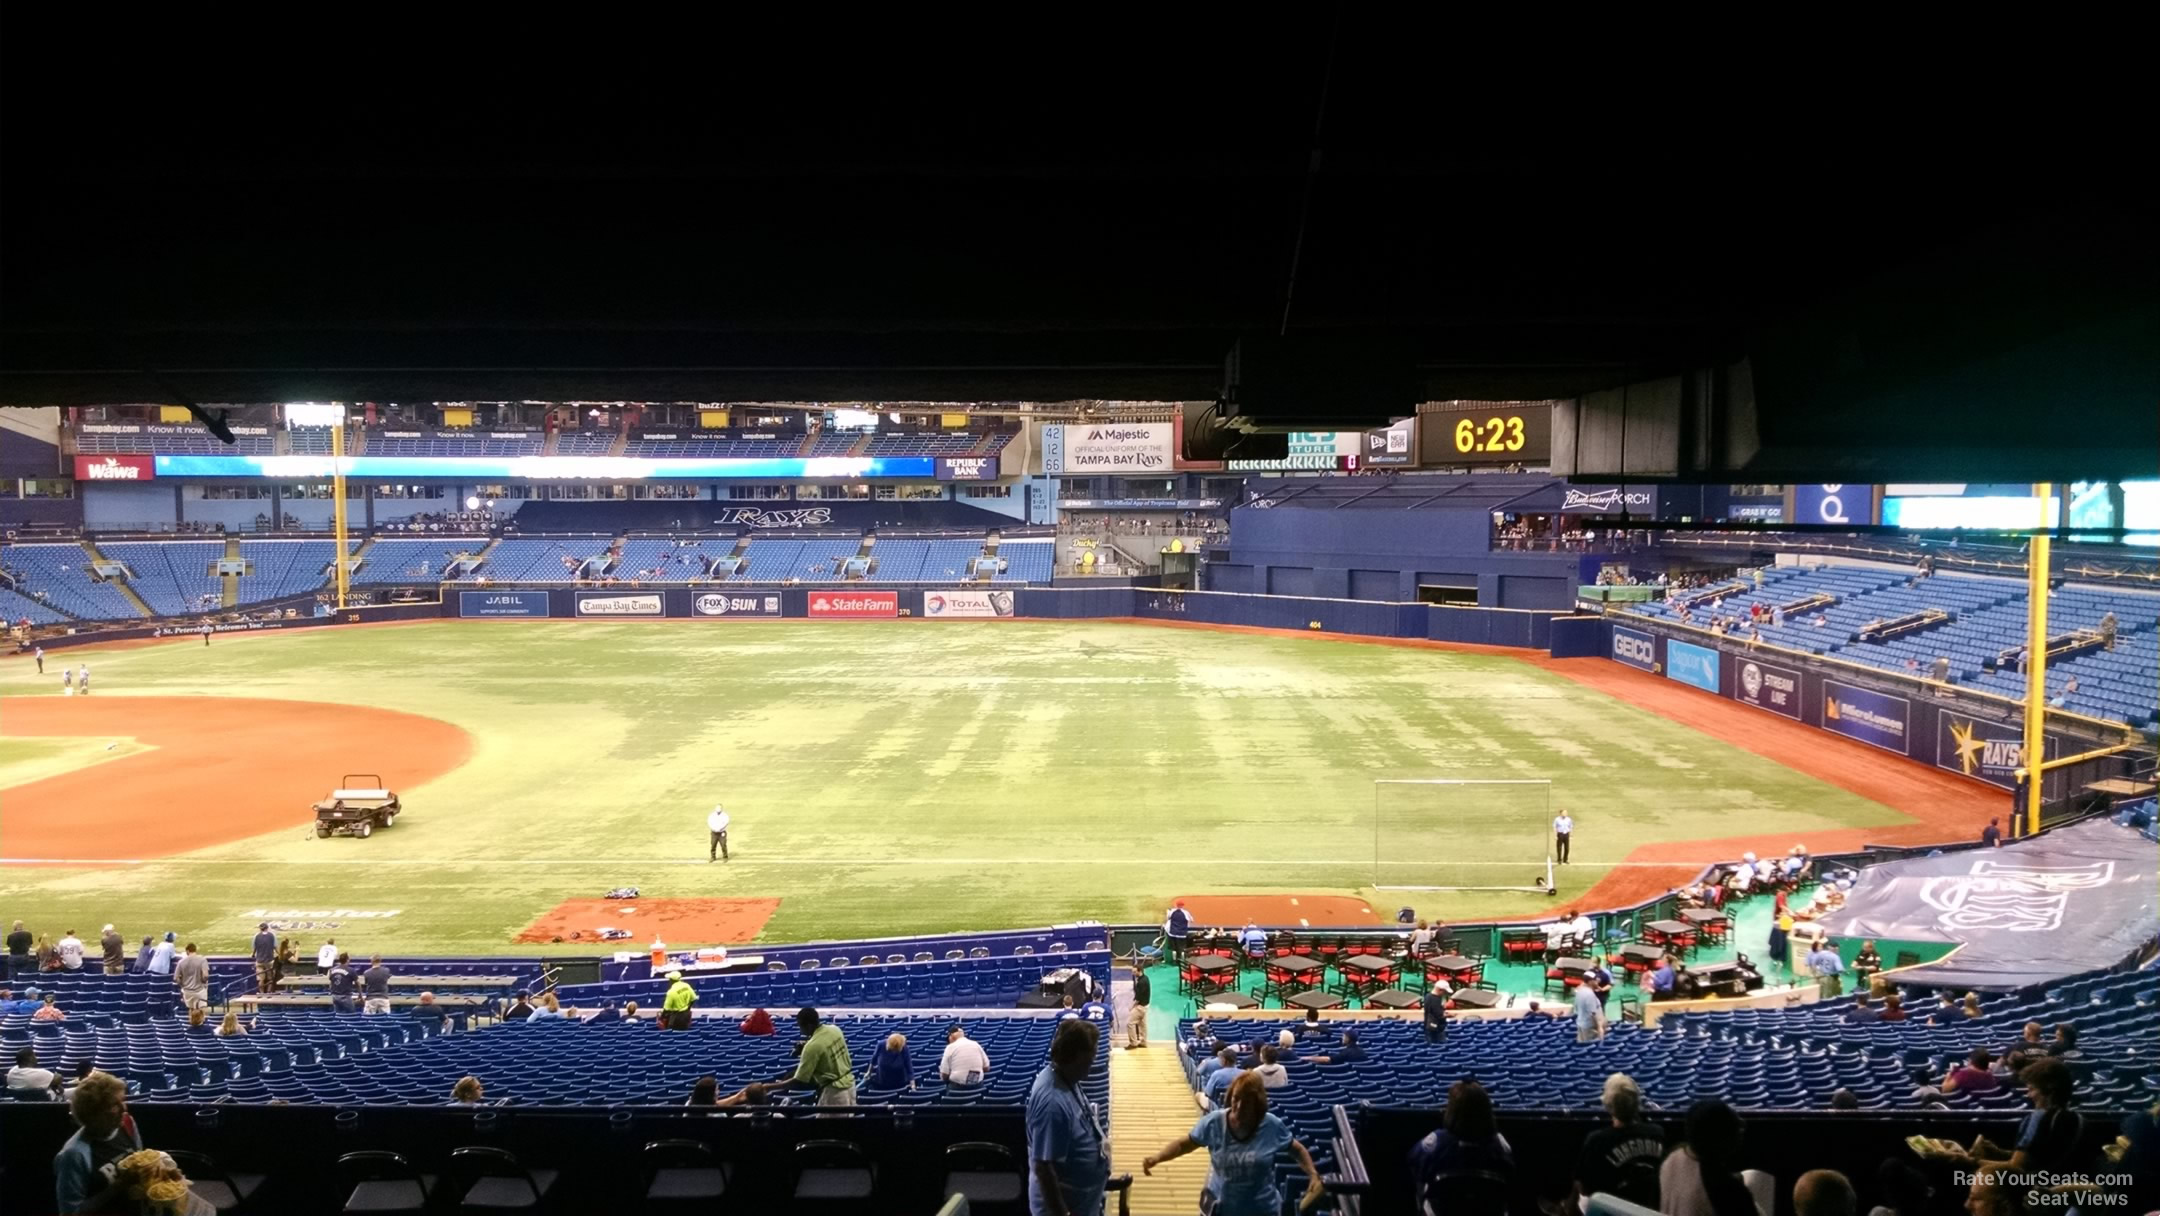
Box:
1613, 632, 1657, 666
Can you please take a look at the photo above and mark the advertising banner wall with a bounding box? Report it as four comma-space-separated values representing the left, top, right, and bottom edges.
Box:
807, 590, 899, 619
575, 592, 664, 617
1730, 655, 1803, 719
1611, 624, 1658, 672
1790, 484, 1880, 526
150, 455, 938, 480
692, 592, 782, 617
1040, 423, 1173, 474
459, 591, 550, 618
934, 455, 1002, 481
1362, 417, 1418, 466
1227, 432, 1359, 472
1823, 679, 1912, 754
74, 455, 156, 481
1935, 711, 2034, 788
923, 590, 1015, 618
1664, 639, 1722, 693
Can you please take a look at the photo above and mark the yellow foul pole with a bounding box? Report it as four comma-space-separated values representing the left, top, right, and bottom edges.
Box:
331, 413, 351, 610
2022, 482, 2052, 836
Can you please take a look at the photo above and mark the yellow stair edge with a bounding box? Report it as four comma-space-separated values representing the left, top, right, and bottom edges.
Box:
1109, 1040, 1212, 1215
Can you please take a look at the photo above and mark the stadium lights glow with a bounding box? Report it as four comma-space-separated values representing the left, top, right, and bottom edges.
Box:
465, 495, 481, 510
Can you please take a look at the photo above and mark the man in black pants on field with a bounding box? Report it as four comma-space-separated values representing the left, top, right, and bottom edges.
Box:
1553, 809, 1574, 865
707, 805, 730, 862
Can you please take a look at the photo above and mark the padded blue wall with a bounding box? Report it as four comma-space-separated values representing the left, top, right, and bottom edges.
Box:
1210, 504, 1584, 609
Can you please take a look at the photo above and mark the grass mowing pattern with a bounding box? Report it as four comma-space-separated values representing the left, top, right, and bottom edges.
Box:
0, 621, 1908, 953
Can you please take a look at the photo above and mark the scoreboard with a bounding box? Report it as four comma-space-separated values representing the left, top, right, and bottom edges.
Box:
1418, 402, 1553, 467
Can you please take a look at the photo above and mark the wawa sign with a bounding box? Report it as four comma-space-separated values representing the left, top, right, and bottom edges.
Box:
74, 455, 156, 481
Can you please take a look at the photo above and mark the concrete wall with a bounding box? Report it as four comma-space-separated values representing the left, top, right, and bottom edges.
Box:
1209, 504, 1586, 609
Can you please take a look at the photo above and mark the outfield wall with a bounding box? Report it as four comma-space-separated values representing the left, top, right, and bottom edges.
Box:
1593, 614, 2142, 799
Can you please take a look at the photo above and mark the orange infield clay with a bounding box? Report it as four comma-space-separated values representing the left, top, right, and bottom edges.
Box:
1172, 894, 1385, 927
516, 898, 781, 947
1, 697, 472, 861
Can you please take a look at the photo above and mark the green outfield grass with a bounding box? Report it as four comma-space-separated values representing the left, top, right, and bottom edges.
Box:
0, 620, 1910, 955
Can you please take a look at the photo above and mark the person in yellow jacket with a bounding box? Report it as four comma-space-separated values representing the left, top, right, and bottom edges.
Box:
661, 971, 697, 1030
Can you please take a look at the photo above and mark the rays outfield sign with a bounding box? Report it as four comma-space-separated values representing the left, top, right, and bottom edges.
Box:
1935, 712, 2038, 789
693, 593, 781, 617
1732, 657, 1803, 719
1822, 680, 1911, 754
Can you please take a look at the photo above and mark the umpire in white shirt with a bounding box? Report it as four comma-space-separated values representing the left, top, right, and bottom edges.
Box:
707, 805, 731, 862
1553, 810, 1574, 864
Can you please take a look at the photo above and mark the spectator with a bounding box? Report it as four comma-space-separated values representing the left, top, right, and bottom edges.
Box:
1410, 1080, 1515, 1214
450, 1076, 484, 1106
865, 1032, 914, 1090
148, 933, 176, 976
1299, 1030, 1366, 1065
98, 926, 124, 976
5, 919, 29, 963
269, 937, 295, 992
1080, 994, 1110, 1024
215, 1010, 247, 1038
1238, 921, 1268, 958
2050, 1024, 2081, 1058
1410, 919, 1437, 955
1659, 1099, 1763, 1216
941, 1024, 991, 1086
53, 1070, 142, 1214
174, 942, 210, 1012
1866, 1161, 1930, 1216
1575, 1073, 1664, 1211
1828, 1089, 1860, 1111
1879, 994, 1907, 1022
527, 992, 567, 1022
56, 928, 84, 972
188, 1007, 209, 1030
1197, 1046, 1238, 1082
1980, 818, 2003, 848
740, 1007, 775, 1035
1143, 1070, 1324, 1215
1650, 959, 1677, 999
1794, 1170, 1857, 1216
0, 987, 37, 1014
1575, 975, 1608, 1043
1943, 1049, 2004, 1096
1967, 1057, 2082, 1174
1845, 995, 1881, 1024
660, 971, 696, 1031
7, 1047, 62, 1099
316, 938, 340, 972
502, 992, 535, 1022
361, 956, 392, 1016
33, 992, 65, 1022
326, 953, 357, 1013
133, 936, 154, 973
1251, 1045, 1289, 1089
620, 1001, 641, 1023
250, 922, 276, 993
756, 1007, 857, 1106
1201, 1050, 1244, 1109
1295, 1006, 1328, 1039
1423, 980, 1450, 1044
1026, 1019, 1107, 1216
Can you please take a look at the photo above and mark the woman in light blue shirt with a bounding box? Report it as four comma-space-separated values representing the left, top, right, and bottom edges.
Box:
1143, 1071, 1323, 1215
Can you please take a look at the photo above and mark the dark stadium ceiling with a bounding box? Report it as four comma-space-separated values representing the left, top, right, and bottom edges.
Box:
1, 15, 2153, 479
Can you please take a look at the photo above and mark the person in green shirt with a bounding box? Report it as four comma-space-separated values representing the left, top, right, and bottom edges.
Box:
755, 1007, 857, 1106
660, 971, 696, 1030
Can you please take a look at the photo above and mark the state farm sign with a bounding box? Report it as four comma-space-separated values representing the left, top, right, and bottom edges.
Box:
807, 591, 899, 619
74, 455, 155, 481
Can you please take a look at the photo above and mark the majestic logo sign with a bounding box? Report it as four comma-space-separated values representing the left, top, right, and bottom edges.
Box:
694, 593, 781, 617
807, 591, 899, 619
713, 507, 834, 528
1042, 422, 1172, 473
575, 593, 663, 616
74, 455, 155, 481
1918, 859, 2116, 933
1610, 625, 1657, 671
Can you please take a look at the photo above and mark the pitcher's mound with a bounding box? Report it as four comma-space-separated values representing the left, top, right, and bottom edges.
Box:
1170, 894, 1385, 928
516, 897, 780, 946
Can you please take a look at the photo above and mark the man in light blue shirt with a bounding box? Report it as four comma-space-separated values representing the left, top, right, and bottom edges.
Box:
1573, 981, 1606, 1043
1238, 922, 1268, 958
1196, 1047, 1236, 1079
1806, 940, 1845, 998
1027, 1020, 1108, 1216
1648, 960, 1675, 998
1201, 1058, 1244, 1109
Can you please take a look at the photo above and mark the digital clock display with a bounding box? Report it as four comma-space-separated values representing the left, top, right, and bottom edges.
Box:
1418, 404, 1553, 466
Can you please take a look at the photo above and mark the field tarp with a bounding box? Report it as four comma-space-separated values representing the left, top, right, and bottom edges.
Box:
1815, 818, 2158, 990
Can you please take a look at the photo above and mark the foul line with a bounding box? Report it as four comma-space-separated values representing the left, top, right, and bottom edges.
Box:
0, 856, 1700, 868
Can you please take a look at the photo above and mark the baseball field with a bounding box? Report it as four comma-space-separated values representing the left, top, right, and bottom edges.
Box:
0, 619, 1992, 955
